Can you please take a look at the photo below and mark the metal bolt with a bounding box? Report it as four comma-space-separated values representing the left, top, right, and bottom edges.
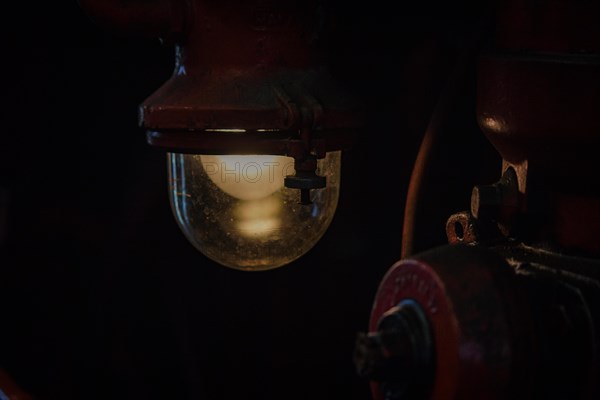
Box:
446, 211, 479, 244
471, 167, 519, 219
470, 167, 520, 232
354, 300, 434, 399
471, 184, 503, 219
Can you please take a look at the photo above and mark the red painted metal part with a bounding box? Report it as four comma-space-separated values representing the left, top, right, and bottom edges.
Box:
551, 194, 600, 256
140, 67, 362, 153
78, 0, 187, 39
477, 53, 600, 189
477, 50, 600, 254
369, 258, 457, 400
146, 129, 358, 155
79, 0, 361, 155
369, 245, 532, 400
367, 244, 599, 399
496, 0, 600, 53
377, 1, 600, 398
138, 0, 361, 154
476, 0, 600, 255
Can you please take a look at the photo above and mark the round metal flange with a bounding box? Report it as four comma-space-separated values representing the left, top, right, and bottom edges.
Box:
369, 245, 533, 400
284, 174, 326, 190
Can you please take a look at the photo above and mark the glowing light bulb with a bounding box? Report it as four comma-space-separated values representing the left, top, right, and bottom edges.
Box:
233, 196, 282, 238
168, 152, 341, 271
198, 155, 292, 201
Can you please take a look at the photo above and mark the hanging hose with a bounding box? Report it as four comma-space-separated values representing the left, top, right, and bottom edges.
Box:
401, 9, 493, 258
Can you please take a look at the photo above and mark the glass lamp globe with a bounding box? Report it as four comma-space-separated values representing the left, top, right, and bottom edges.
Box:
168, 151, 341, 271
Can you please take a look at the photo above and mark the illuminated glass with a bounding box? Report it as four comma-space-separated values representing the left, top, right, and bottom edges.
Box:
168, 151, 341, 271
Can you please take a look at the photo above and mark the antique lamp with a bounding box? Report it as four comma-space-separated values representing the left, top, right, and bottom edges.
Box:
79, 0, 361, 270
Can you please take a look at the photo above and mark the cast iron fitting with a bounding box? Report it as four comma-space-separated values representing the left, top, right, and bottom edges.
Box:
78, 0, 188, 40
284, 156, 326, 205
471, 167, 520, 221
354, 300, 434, 400
137, 0, 362, 152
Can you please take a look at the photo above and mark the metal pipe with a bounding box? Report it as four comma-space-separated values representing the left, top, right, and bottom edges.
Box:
401, 10, 492, 258
401, 49, 472, 258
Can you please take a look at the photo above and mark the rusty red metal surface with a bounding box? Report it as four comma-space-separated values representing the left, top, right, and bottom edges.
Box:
78, 0, 187, 39
140, 68, 362, 152
496, 0, 600, 53
78, 0, 362, 155
477, 53, 600, 187
141, 0, 361, 154
367, 244, 599, 399
476, 1, 600, 256
369, 245, 533, 400
368, 1, 600, 398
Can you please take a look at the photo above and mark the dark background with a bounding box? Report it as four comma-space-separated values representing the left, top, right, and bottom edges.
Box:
0, 1, 498, 399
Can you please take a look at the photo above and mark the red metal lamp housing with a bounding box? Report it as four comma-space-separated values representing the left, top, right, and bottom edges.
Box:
79, 0, 362, 270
